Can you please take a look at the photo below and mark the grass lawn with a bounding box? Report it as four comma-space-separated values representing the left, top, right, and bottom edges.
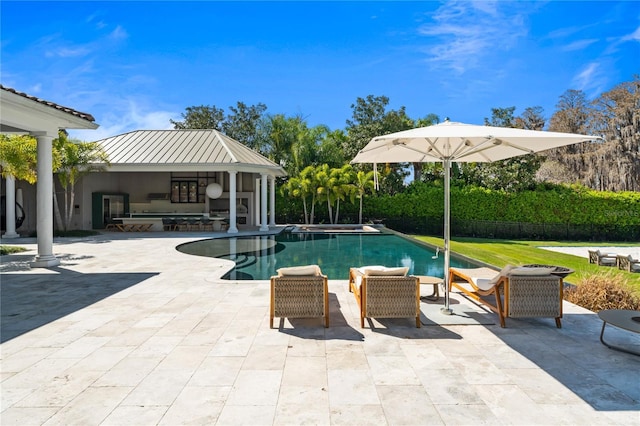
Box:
412, 235, 640, 293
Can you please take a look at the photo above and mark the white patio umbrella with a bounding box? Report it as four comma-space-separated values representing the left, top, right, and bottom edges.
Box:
351, 120, 600, 315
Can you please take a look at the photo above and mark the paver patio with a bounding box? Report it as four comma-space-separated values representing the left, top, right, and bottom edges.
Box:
1, 230, 639, 425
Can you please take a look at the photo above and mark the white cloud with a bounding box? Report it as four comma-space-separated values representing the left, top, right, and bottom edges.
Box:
572, 62, 606, 96
417, 1, 529, 75
562, 39, 599, 52
69, 99, 177, 142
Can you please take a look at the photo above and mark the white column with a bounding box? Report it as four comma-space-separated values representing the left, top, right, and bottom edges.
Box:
227, 171, 238, 233
260, 173, 268, 231
269, 175, 276, 227
254, 178, 261, 226
2, 174, 19, 238
31, 132, 60, 267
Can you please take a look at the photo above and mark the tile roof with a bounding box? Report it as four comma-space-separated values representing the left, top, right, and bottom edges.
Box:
94, 129, 285, 174
0, 85, 96, 122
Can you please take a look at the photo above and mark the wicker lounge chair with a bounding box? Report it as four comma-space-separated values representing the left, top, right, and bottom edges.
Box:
617, 255, 640, 273
449, 265, 564, 328
588, 250, 617, 266
270, 265, 329, 328
349, 266, 421, 328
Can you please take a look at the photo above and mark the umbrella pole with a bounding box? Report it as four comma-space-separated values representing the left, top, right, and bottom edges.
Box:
441, 158, 453, 315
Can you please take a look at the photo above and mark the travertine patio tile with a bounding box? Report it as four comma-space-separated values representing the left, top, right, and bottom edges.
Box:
188, 356, 243, 387
368, 355, 421, 385
282, 356, 327, 387
155, 345, 209, 371
128, 335, 183, 358
208, 329, 255, 357
0, 407, 58, 425
327, 370, 379, 406
285, 336, 326, 357
448, 355, 513, 385
2, 358, 81, 389
401, 343, 454, 370
0, 347, 57, 373
277, 384, 330, 406
101, 405, 168, 426
158, 386, 225, 425
92, 356, 161, 387
475, 384, 556, 425
273, 402, 330, 426
377, 385, 442, 425
329, 404, 386, 425
242, 343, 287, 370
120, 369, 192, 406
434, 404, 500, 425
225, 370, 281, 406
215, 404, 276, 426
417, 368, 484, 405
42, 386, 131, 425
15, 368, 103, 407
501, 368, 583, 404
103, 327, 158, 347
326, 345, 368, 370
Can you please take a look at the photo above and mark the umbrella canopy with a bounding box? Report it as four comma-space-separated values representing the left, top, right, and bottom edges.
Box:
351, 120, 600, 315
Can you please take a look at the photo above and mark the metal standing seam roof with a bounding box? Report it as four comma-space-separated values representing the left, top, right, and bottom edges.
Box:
93, 129, 286, 176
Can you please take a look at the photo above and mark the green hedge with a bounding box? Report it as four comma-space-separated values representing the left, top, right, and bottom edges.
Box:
275, 182, 640, 240
362, 183, 640, 226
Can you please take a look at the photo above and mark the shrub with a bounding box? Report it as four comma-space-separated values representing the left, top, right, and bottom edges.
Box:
0, 245, 27, 255
565, 272, 640, 312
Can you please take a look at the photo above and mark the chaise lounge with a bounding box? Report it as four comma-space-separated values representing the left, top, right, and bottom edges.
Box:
588, 249, 617, 266
617, 254, 640, 273
349, 266, 421, 328
449, 265, 565, 328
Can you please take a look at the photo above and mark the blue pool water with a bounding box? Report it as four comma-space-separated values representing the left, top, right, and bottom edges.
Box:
177, 230, 478, 280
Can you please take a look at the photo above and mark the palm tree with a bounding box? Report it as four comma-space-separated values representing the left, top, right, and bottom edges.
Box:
299, 165, 319, 224
53, 133, 110, 230
354, 170, 375, 224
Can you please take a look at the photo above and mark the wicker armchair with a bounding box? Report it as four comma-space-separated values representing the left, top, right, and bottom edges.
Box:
349, 267, 421, 328
449, 266, 564, 328
270, 265, 329, 328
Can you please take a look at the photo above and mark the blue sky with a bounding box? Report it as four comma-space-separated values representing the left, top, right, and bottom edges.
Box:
2, 1, 638, 142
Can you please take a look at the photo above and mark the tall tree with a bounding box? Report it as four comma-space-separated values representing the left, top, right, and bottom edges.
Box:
542, 89, 595, 185
0, 134, 39, 184
345, 95, 413, 194
221, 101, 267, 150
170, 105, 225, 130
462, 107, 543, 191
588, 77, 640, 191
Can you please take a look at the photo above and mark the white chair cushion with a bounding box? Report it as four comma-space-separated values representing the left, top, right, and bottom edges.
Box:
509, 267, 555, 276
277, 265, 321, 276
488, 264, 516, 285
362, 266, 409, 276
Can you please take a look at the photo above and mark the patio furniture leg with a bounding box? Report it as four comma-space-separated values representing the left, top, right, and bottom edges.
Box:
599, 321, 640, 356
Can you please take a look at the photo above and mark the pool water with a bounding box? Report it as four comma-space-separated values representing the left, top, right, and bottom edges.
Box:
177, 230, 478, 280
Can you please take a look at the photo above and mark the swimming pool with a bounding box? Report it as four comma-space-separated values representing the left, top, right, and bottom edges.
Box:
177, 229, 478, 280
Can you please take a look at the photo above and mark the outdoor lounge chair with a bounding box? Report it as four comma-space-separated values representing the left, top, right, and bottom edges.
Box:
449, 265, 564, 328
270, 265, 329, 328
349, 266, 421, 328
588, 249, 617, 266
617, 254, 640, 273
